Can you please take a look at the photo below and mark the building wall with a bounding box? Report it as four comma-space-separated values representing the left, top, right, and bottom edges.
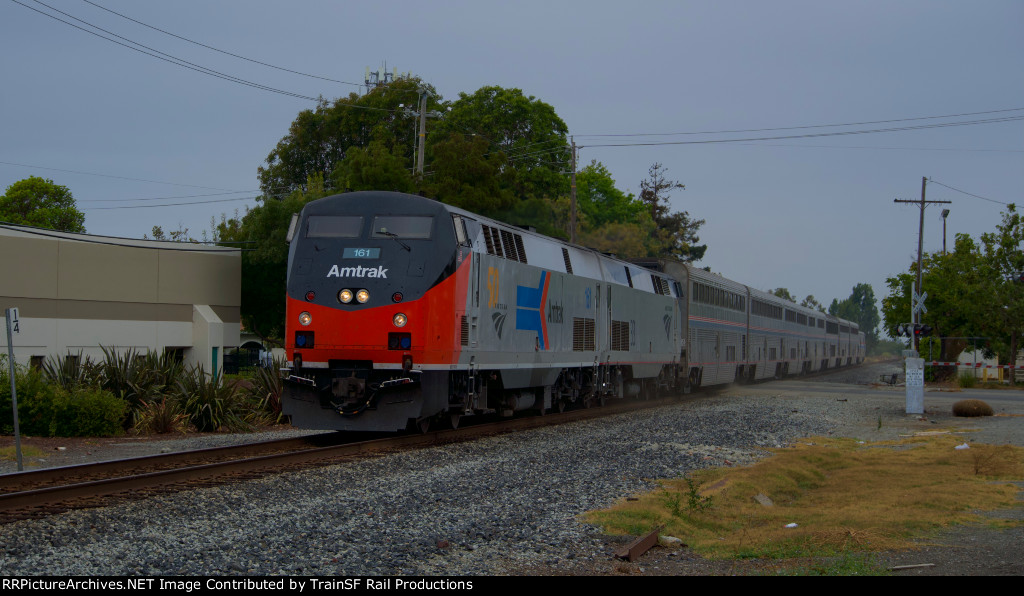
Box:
0, 226, 240, 375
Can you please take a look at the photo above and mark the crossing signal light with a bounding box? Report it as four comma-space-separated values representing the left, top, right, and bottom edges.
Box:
913, 324, 932, 337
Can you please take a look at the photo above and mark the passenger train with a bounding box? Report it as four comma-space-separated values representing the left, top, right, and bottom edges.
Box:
281, 191, 865, 432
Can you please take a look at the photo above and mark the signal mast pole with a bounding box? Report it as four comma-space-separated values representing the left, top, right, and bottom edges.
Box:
894, 177, 951, 352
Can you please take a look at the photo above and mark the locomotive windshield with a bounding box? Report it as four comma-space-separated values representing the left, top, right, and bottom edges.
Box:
370, 216, 433, 239
306, 215, 363, 238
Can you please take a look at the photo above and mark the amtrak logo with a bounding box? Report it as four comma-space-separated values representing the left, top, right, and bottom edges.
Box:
492, 312, 507, 339
326, 265, 388, 278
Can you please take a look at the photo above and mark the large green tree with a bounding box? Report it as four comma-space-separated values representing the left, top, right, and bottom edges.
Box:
429, 85, 570, 202
258, 77, 441, 196
1, 176, 85, 232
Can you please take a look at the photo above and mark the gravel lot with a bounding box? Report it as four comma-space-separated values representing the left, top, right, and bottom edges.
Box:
1, 359, 1022, 576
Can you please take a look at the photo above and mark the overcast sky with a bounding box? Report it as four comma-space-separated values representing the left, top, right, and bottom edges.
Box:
2, 0, 1021, 317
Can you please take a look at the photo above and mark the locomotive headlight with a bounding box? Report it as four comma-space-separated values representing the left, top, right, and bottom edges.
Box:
298, 311, 312, 326
356, 289, 370, 304
393, 313, 408, 327
338, 289, 353, 303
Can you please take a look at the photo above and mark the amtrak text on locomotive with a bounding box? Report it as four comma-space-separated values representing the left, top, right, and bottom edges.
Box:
326, 264, 388, 278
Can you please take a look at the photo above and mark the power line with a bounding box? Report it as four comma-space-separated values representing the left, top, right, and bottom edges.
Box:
0, 159, 239, 191
580, 115, 1024, 148
81, 196, 259, 210
574, 107, 1024, 139
722, 143, 1024, 154
12, 0, 396, 112
81, 0, 363, 88
927, 179, 1010, 206
78, 190, 260, 203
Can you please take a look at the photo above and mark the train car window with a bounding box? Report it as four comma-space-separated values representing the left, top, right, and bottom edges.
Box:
306, 215, 363, 238
371, 216, 433, 239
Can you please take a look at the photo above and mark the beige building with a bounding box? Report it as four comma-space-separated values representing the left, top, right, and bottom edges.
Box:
1, 224, 240, 376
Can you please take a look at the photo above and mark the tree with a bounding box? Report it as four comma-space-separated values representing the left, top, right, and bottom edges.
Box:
0, 176, 85, 232
771, 288, 796, 302
575, 161, 647, 228
258, 77, 441, 196
429, 85, 570, 202
424, 133, 515, 216
801, 295, 826, 313
882, 205, 1023, 377
980, 204, 1024, 382
330, 140, 415, 194
638, 163, 705, 263
829, 283, 880, 351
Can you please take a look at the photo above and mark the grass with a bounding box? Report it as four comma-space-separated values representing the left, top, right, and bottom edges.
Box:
583, 436, 1024, 566
1, 445, 45, 461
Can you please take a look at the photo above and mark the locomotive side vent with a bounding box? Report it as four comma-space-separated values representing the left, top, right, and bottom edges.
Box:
500, 229, 518, 262
610, 320, 630, 351
562, 248, 573, 274
572, 317, 595, 351
461, 315, 469, 346
514, 234, 527, 264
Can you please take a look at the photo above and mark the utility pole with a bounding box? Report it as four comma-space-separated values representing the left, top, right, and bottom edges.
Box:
569, 137, 578, 244
413, 86, 441, 177
894, 177, 951, 352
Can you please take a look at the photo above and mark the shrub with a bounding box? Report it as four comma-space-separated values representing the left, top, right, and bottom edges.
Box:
176, 366, 253, 432
952, 399, 994, 417
49, 388, 127, 437
248, 358, 285, 423
1, 365, 60, 435
133, 397, 190, 434
957, 373, 978, 388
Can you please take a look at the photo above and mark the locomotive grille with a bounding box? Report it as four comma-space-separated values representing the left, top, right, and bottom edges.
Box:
610, 320, 630, 351
561, 248, 573, 274
572, 317, 595, 351
461, 315, 469, 346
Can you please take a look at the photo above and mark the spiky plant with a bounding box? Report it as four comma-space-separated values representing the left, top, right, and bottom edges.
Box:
175, 365, 252, 432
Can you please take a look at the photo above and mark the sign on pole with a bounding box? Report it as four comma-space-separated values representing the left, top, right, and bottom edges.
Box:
5, 307, 23, 471
905, 357, 924, 414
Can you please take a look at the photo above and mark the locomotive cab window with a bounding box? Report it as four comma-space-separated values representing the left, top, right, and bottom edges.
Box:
371, 216, 433, 239
306, 216, 364, 238
451, 214, 470, 246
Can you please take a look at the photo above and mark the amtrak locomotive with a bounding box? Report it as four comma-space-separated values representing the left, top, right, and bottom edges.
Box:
281, 191, 865, 432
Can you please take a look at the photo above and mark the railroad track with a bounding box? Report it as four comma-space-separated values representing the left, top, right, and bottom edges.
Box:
0, 396, 680, 524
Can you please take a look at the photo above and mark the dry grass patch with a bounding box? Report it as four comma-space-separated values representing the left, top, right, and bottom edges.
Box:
0, 445, 45, 461
583, 436, 1024, 560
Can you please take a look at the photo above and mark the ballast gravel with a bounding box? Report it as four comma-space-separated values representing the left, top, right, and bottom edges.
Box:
0, 390, 864, 576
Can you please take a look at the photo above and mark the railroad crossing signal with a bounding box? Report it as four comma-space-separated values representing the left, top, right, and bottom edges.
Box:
896, 323, 932, 337
912, 291, 928, 315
